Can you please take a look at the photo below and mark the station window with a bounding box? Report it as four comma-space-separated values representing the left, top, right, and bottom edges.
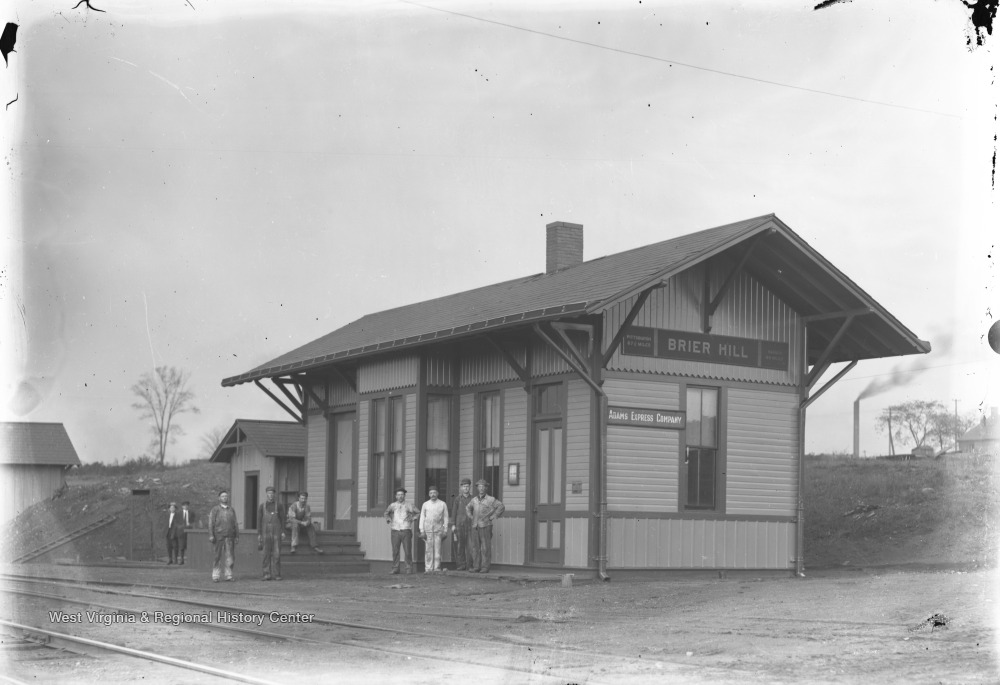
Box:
478, 391, 502, 499
425, 395, 451, 502
370, 396, 404, 509
685, 386, 719, 510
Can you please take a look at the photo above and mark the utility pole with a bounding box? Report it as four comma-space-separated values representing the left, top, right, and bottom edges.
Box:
953, 399, 959, 453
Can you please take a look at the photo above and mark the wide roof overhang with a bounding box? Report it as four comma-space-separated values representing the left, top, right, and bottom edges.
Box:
222, 215, 929, 388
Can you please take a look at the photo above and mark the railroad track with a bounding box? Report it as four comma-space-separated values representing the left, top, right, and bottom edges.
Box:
4, 575, 663, 684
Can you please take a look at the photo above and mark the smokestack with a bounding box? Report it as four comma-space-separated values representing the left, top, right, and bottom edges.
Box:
546, 221, 583, 274
854, 399, 860, 458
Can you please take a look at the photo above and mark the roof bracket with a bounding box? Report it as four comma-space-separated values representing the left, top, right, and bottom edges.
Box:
806, 314, 858, 388
533, 323, 603, 396
602, 284, 659, 368
254, 379, 304, 425
482, 335, 531, 389
703, 232, 765, 333
329, 365, 357, 393
802, 360, 858, 410
549, 322, 593, 372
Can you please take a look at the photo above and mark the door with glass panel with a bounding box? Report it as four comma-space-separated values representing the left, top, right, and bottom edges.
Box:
329, 412, 356, 532
532, 421, 564, 564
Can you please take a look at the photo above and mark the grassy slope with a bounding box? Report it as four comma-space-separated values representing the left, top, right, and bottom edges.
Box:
1, 461, 229, 562
4, 455, 997, 568
803, 453, 998, 569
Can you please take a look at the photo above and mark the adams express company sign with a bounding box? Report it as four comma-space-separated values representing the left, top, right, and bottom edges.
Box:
607, 406, 686, 430
621, 326, 789, 371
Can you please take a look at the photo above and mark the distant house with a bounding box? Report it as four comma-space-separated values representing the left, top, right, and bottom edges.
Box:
958, 407, 1000, 455
0, 422, 82, 522
209, 419, 306, 530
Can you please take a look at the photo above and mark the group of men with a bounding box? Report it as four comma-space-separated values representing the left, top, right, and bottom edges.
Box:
195, 488, 324, 583
164, 500, 195, 565
384, 477, 505, 575
179, 477, 505, 582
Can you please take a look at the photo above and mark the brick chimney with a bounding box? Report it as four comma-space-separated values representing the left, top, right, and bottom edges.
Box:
546, 221, 583, 274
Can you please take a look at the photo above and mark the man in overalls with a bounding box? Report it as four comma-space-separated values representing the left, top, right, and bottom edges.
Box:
257, 486, 286, 581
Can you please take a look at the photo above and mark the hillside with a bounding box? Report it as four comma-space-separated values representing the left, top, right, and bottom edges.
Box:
804, 452, 998, 569
2, 453, 996, 569
1, 461, 229, 563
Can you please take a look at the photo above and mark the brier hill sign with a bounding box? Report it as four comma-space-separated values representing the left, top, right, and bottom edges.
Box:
621, 326, 789, 371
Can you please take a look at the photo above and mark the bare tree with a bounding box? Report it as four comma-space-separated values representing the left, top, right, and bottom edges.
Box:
928, 409, 977, 453
199, 423, 230, 460
131, 366, 200, 465
875, 400, 943, 452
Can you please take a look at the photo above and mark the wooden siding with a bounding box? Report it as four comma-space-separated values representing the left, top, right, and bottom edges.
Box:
405, 393, 416, 496
1, 465, 67, 522
604, 378, 681, 513
502, 387, 528, 511
607, 517, 794, 569
425, 354, 454, 388
306, 414, 328, 526
565, 379, 591, 512
564, 516, 590, 568
531, 339, 572, 378
230, 444, 265, 529
493, 516, 525, 565
726, 388, 799, 516
357, 400, 369, 511
605, 268, 802, 386
460, 349, 521, 387
459, 393, 474, 481
358, 355, 418, 393
329, 378, 357, 408
357, 515, 391, 560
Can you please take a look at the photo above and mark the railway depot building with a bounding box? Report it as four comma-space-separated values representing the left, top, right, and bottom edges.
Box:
222, 214, 929, 576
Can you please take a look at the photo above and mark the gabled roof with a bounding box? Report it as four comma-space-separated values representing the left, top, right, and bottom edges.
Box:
222, 214, 930, 387
209, 419, 306, 463
0, 422, 82, 466
959, 417, 1000, 443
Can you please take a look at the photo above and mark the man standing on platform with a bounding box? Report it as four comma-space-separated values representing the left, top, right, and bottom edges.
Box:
450, 478, 474, 571
418, 486, 449, 573
466, 479, 505, 574
165, 502, 182, 565
384, 487, 419, 574
257, 486, 286, 581
178, 501, 195, 565
208, 490, 239, 582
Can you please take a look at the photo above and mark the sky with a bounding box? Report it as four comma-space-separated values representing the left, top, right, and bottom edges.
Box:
1, 0, 997, 464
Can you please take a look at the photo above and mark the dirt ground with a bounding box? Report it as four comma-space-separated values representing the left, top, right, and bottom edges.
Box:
3, 562, 997, 684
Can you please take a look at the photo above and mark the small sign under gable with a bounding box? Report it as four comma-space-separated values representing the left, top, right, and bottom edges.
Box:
607, 406, 686, 430
621, 326, 789, 371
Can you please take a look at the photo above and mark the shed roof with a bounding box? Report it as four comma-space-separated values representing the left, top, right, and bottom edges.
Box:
959, 417, 1000, 443
209, 419, 306, 463
0, 422, 82, 466
223, 214, 930, 387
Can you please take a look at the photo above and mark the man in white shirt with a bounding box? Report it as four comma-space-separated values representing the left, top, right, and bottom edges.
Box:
418, 487, 449, 573
384, 487, 419, 574
165, 502, 182, 565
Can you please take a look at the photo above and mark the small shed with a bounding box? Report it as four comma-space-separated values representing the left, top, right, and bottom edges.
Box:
958, 407, 999, 455
0, 422, 82, 522
209, 419, 306, 530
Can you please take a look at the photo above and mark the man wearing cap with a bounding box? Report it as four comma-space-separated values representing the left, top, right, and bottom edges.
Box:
418, 487, 449, 573
466, 479, 506, 573
450, 478, 474, 571
165, 502, 182, 565
287, 492, 324, 555
384, 487, 419, 574
208, 490, 239, 582
257, 486, 286, 581
178, 501, 196, 565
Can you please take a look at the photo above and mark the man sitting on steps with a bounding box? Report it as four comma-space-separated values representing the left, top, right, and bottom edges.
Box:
287, 491, 324, 555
